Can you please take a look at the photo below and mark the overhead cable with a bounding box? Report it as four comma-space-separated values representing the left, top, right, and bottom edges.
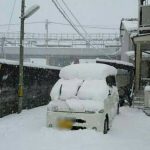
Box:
61, 0, 99, 48
0, 21, 119, 30
52, 0, 96, 48
7, 0, 17, 32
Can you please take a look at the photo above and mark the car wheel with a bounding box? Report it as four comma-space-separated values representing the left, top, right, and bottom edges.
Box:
117, 103, 119, 115
103, 119, 108, 134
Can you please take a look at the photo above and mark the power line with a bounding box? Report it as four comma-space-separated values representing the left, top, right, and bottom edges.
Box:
61, 0, 88, 35
61, 0, 98, 48
52, 0, 96, 48
52, 0, 113, 59
0, 21, 119, 30
7, 0, 17, 32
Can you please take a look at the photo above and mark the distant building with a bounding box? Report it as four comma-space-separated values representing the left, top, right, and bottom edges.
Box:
0, 33, 120, 67
120, 18, 138, 62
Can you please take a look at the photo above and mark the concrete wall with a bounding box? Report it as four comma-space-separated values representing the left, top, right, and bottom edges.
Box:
141, 61, 150, 78
1, 47, 115, 57
121, 30, 133, 62
0, 46, 118, 67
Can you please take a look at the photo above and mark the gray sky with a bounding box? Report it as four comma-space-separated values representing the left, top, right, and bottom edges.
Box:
0, 0, 138, 33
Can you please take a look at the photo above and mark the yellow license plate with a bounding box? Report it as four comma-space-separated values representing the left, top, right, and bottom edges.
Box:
57, 119, 73, 129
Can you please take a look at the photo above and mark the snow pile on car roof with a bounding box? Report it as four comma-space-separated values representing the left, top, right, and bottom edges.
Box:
60, 63, 117, 80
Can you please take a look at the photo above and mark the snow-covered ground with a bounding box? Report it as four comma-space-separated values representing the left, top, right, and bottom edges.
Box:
0, 106, 150, 150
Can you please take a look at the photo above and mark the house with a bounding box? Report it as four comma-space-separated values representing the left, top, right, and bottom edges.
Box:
132, 0, 150, 93
119, 0, 150, 109
120, 18, 138, 62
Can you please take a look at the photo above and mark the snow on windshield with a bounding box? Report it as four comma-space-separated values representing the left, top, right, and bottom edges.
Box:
50, 79, 109, 102
77, 80, 109, 101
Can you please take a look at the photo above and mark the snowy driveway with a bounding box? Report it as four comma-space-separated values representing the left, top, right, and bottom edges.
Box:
0, 106, 150, 150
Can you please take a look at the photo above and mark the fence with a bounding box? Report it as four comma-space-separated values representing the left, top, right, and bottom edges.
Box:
0, 63, 60, 117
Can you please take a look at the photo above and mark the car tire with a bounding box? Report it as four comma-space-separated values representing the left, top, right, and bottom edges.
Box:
103, 119, 108, 134
117, 103, 119, 115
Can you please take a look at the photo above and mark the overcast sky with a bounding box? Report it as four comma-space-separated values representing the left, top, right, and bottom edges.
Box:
0, 0, 138, 34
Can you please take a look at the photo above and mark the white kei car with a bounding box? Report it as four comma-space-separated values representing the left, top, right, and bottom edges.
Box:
47, 63, 119, 134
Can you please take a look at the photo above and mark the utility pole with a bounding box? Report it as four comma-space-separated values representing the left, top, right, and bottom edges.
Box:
1, 37, 5, 58
18, 0, 25, 113
45, 19, 49, 47
18, 1, 40, 113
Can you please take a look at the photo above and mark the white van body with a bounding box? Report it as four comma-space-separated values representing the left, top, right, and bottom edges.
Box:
47, 63, 119, 133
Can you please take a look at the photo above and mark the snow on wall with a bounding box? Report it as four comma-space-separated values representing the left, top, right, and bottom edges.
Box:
96, 58, 134, 67
126, 51, 150, 59
0, 59, 61, 70
59, 63, 117, 80
79, 59, 96, 64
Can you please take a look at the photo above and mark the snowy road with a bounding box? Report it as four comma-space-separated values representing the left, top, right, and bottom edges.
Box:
0, 106, 150, 150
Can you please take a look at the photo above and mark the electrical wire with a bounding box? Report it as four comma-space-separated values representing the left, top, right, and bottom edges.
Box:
1, 0, 17, 59
61, 0, 99, 48
7, 0, 17, 33
61, 0, 88, 35
0, 21, 119, 30
52, 0, 112, 58
52, 0, 96, 48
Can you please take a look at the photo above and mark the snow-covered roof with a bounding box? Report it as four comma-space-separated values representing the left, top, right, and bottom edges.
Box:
130, 32, 138, 38
122, 20, 138, 32
0, 59, 61, 70
126, 51, 150, 59
59, 63, 117, 80
96, 58, 134, 67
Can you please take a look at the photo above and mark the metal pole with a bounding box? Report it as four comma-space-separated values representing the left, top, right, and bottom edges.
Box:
135, 43, 142, 93
45, 19, 49, 47
1, 37, 5, 58
138, 0, 141, 34
18, 0, 25, 113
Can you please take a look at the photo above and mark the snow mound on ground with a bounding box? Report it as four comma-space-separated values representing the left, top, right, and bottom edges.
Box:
60, 63, 117, 80
1, 106, 150, 150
